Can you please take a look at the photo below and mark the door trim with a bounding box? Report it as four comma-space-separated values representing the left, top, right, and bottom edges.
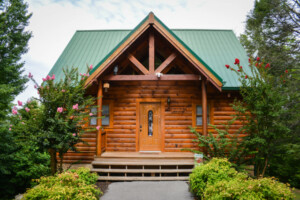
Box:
136, 98, 165, 152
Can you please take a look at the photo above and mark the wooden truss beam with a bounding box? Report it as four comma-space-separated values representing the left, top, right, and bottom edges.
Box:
128, 54, 149, 75
149, 31, 155, 74
103, 74, 200, 81
155, 53, 177, 73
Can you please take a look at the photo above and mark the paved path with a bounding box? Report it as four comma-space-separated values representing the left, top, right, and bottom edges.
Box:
101, 181, 194, 200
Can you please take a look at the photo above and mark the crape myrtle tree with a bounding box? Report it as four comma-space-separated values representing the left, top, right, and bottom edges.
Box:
225, 58, 290, 178
12, 66, 97, 175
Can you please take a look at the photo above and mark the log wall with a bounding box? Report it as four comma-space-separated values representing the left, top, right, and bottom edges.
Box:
62, 80, 242, 163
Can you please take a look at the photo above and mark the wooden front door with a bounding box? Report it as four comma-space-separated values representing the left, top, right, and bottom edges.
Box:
139, 102, 161, 151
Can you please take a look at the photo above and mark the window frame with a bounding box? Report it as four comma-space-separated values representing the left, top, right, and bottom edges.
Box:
102, 100, 114, 128
192, 100, 214, 128
88, 100, 114, 128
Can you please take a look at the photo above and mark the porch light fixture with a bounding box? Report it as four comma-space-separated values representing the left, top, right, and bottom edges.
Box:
114, 65, 118, 75
103, 82, 110, 92
167, 96, 171, 110
156, 72, 163, 78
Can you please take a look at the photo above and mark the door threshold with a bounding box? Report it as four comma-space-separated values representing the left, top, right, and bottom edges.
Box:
139, 151, 161, 154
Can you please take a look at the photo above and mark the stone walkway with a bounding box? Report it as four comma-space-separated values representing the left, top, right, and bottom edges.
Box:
101, 181, 194, 200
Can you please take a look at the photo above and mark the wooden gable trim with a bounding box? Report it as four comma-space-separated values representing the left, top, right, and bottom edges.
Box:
155, 52, 177, 73
128, 54, 149, 75
85, 20, 150, 86
152, 20, 223, 91
103, 74, 201, 81
85, 12, 223, 91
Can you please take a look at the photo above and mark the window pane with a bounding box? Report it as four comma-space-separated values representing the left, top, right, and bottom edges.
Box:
90, 117, 97, 126
148, 110, 153, 136
91, 106, 97, 115
102, 116, 109, 126
196, 116, 202, 125
102, 105, 109, 115
196, 105, 202, 115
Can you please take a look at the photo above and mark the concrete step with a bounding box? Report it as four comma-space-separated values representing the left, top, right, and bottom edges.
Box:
91, 168, 192, 173
97, 176, 190, 181
92, 160, 194, 166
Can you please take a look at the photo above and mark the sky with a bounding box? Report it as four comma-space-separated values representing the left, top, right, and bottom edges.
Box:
16, 0, 255, 103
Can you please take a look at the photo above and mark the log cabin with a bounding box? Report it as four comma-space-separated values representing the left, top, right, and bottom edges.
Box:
49, 12, 250, 181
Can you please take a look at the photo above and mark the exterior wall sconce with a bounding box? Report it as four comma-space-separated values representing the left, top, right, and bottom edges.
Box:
114, 65, 118, 75
167, 96, 171, 110
103, 82, 110, 92
156, 72, 163, 78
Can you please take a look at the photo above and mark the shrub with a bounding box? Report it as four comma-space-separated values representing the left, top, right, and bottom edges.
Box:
189, 158, 247, 198
190, 158, 294, 200
22, 167, 101, 200
204, 177, 294, 200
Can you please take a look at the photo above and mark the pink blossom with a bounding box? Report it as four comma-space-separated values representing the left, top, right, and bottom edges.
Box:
21, 122, 25, 125
80, 73, 82, 76
57, 107, 63, 113
89, 113, 93, 116
46, 75, 51, 80
51, 74, 55, 80
96, 126, 100, 130
42, 78, 46, 82
89, 65, 93, 70
73, 133, 76, 136
10, 124, 12, 127
61, 89, 65, 93
12, 109, 18, 115
87, 73, 90, 77
72, 104, 79, 110
25, 107, 30, 112
18, 100, 22, 106
9, 128, 11, 131
13, 106, 17, 110
28, 72, 33, 78
34, 85, 37, 89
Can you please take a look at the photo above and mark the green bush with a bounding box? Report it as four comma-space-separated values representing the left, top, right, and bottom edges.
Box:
204, 177, 294, 200
22, 167, 101, 200
189, 158, 247, 198
190, 158, 294, 200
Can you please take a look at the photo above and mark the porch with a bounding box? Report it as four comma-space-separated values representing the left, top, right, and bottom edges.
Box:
91, 152, 194, 181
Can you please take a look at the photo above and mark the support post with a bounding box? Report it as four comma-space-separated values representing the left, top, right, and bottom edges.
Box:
202, 79, 207, 136
149, 31, 155, 74
96, 81, 103, 156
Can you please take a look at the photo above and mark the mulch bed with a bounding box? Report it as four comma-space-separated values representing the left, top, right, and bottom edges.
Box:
96, 181, 111, 196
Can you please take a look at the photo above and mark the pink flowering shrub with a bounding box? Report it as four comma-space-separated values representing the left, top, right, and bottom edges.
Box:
12, 66, 96, 175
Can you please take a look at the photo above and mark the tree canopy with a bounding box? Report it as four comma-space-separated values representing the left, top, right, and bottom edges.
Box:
0, 0, 32, 119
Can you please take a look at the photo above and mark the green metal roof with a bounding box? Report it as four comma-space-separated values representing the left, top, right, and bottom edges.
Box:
49, 28, 249, 89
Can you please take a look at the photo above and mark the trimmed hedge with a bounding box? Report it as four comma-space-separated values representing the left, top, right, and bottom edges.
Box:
190, 158, 294, 200
22, 167, 101, 200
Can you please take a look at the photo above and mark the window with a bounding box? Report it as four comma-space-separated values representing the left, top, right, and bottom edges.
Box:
102, 104, 109, 126
89, 106, 97, 126
89, 103, 112, 127
148, 110, 153, 136
195, 105, 211, 126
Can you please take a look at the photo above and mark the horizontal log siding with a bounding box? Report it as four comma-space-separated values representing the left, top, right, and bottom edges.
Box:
61, 81, 242, 163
